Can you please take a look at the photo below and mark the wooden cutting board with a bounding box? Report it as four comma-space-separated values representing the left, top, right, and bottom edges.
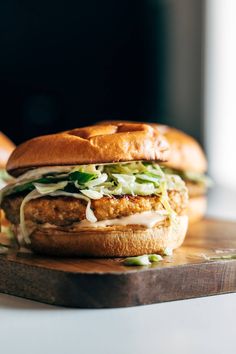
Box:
0, 218, 236, 308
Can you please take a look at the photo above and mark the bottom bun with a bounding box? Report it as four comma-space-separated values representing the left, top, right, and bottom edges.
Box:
188, 196, 207, 223
27, 215, 188, 257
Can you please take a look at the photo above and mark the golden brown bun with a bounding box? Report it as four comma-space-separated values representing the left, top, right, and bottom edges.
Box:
185, 181, 207, 198
157, 125, 207, 173
27, 215, 188, 257
7, 123, 170, 177
0, 132, 15, 169
188, 196, 207, 224
98, 120, 207, 173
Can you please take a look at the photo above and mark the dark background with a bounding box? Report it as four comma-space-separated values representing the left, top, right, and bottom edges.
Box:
0, 0, 204, 144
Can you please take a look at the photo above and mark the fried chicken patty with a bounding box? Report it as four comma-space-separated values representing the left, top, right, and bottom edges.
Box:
2, 190, 188, 227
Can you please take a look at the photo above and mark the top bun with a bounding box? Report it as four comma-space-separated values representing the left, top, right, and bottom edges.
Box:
98, 121, 207, 173
0, 132, 15, 169
7, 123, 170, 177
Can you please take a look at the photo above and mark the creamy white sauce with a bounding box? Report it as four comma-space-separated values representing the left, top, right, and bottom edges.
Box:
42, 211, 168, 230
78, 211, 167, 229
16, 166, 74, 182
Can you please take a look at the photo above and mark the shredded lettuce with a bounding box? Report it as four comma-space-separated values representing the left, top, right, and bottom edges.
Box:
33, 181, 68, 194
133, 182, 156, 196
0, 169, 13, 189
20, 190, 43, 243
0, 169, 11, 181
136, 172, 161, 184
85, 173, 108, 187
162, 166, 213, 187
183, 171, 213, 187
159, 180, 176, 219
124, 253, 164, 266
80, 189, 103, 199
69, 171, 97, 184
1, 162, 186, 201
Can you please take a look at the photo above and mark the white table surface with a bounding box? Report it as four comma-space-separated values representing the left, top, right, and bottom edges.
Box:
1, 185, 236, 354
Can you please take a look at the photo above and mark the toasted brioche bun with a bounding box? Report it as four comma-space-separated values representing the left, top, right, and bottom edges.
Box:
98, 120, 207, 173
188, 196, 207, 224
0, 132, 15, 169
27, 215, 188, 257
7, 123, 170, 177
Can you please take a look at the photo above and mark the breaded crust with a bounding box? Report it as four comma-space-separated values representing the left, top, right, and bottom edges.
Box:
2, 191, 188, 226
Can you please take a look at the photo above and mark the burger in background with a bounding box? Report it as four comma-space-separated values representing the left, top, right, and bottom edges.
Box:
98, 120, 211, 223
157, 125, 211, 223
0, 131, 15, 251
0, 123, 189, 257
0, 131, 15, 189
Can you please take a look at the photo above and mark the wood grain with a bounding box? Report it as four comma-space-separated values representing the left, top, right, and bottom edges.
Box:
0, 218, 236, 308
